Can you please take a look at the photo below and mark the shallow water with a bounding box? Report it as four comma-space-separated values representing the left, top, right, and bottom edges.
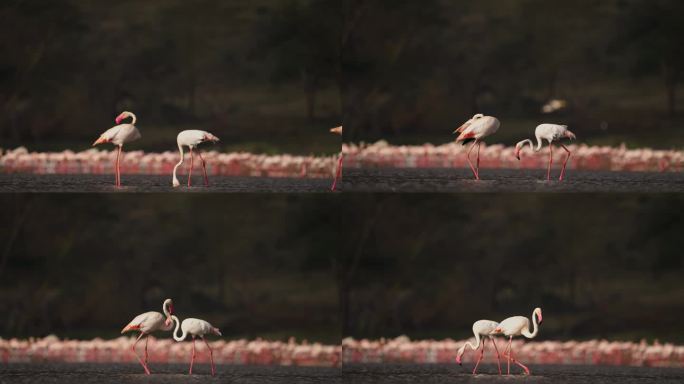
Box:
0, 363, 341, 383
343, 168, 684, 193
343, 364, 684, 383
0, 174, 333, 193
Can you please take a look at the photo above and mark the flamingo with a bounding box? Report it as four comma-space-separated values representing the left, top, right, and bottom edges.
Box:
454, 114, 500, 180
330, 126, 343, 191
514, 124, 576, 181
456, 320, 502, 375
92, 111, 141, 187
120, 298, 175, 375
171, 315, 222, 376
490, 308, 543, 376
172, 130, 220, 187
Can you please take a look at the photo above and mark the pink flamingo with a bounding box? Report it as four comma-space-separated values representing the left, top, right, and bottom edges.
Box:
120, 299, 174, 375
454, 114, 500, 180
92, 111, 141, 187
490, 308, 543, 375
515, 124, 576, 181
172, 130, 220, 187
456, 320, 502, 375
330, 126, 343, 191
172, 315, 222, 376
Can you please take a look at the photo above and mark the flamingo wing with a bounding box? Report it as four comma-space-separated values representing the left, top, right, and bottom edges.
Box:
122, 311, 164, 334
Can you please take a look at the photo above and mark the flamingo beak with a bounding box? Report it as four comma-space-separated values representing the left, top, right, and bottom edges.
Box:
538, 313, 543, 324
515, 149, 521, 160
456, 356, 462, 365
566, 131, 576, 140
115, 114, 126, 124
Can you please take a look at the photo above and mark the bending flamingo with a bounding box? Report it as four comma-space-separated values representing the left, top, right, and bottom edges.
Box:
514, 124, 576, 181
490, 308, 543, 376
456, 320, 502, 375
172, 315, 222, 376
454, 114, 500, 180
172, 130, 220, 187
92, 111, 141, 187
121, 298, 175, 375
330, 126, 343, 191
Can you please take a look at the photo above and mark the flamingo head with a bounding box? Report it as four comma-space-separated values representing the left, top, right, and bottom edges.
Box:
455, 355, 462, 365
330, 126, 343, 135
164, 298, 174, 326
115, 111, 132, 125
514, 142, 524, 160
564, 130, 576, 140
203, 133, 220, 143
490, 327, 503, 335
534, 307, 543, 324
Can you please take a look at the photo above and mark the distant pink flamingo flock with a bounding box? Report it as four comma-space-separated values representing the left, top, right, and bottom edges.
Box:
342, 141, 683, 174
343, 336, 684, 368
1, 336, 340, 367
0, 147, 337, 179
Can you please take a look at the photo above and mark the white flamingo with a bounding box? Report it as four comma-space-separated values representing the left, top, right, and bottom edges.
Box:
120, 298, 174, 375
330, 126, 343, 191
454, 114, 500, 180
456, 320, 502, 375
515, 124, 576, 181
172, 130, 220, 187
171, 315, 222, 376
92, 111, 141, 187
490, 308, 543, 375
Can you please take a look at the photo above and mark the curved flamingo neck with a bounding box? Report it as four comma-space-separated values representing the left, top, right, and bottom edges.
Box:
162, 301, 171, 318
516, 137, 542, 153
171, 315, 187, 341
521, 310, 539, 339
128, 113, 137, 125
457, 331, 482, 358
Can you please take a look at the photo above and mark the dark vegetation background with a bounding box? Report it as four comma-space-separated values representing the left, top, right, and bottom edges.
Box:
341, 0, 684, 148
0, 0, 341, 154
339, 195, 684, 342
1, 194, 682, 343
0, 195, 340, 342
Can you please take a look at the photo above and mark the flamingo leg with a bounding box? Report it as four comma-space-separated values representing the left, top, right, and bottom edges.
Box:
203, 336, 215, 376
115, 145, 122, 187
505, 342, 530, 375
472, 337, 486, 374
189, 336, 196, 375
331, 154, 344, 191
188, 148, 194, 187
559, 144, 572, 181
476, 142, 482, 178
132, 332, 151, 375
547, 143, 553, 181
503, 336, 513, 375
144, 336, 149, 366
490, 337, 502, 375
466, 141, 480, 180
197, 149, 209, 186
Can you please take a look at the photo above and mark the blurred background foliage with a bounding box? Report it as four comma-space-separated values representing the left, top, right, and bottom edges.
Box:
0, 0, 341, 154
341, 0, 684, 148
0, 195, 340, 342
339, 194, 684, 342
